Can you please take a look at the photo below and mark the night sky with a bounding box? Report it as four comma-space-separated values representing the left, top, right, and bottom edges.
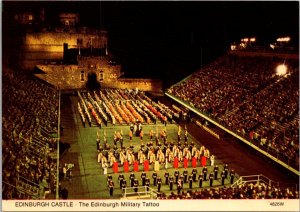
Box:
2, 1, 299, 87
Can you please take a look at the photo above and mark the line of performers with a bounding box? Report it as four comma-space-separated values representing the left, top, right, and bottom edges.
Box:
98, 140, 213, 174
97, 125, 215, 174
106, 165, 235, 196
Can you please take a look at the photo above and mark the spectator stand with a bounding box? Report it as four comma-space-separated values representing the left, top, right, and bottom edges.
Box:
165, 54, 299, 176
2, 67, 59, 199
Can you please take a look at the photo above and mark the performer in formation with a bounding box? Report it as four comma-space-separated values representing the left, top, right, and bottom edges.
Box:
133, 179, 139, 193
210, 154, 215, 166
108, 179, 114, 196
203, 167, 208, 181
130, 172, 135, 187
169, 176, 174, 191
123, 160, 129, 173
230, 169, 235, 184
174, 170, 179, 184
188, 174, 193, 189
157, 176, 162, 192
209, 172, 214, 187
224, 164, 229, 178
192, 168, 197, 182
113, 161, 118, 174
129, 130, 133, 141
134, 160, 139, 172
173, 157, 179, 169
183, 169, 188, 183
214, 165, 219, 180
144, 159, 149, 171
141, 172, 146, 186
118, 174, 124, 189
164, 171, 170, 185
154, 160, 160, 172
192, 156, 197, 168
103, 162, 108, 175
121, 179, 127, 192
183, 157, 188, 169
152, 171, 158, 186
177, 179, 183, 194
145, 177, 150, 191
221, 170, 226, 186
198, 173, 203, 188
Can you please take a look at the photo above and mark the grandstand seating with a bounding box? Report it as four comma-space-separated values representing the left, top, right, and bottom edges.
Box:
2, 66, 59, 199
167, 55, 299, 169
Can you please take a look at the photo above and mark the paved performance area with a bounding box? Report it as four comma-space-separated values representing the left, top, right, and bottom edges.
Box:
57, 95, 237, 199
61, 125, 235, 199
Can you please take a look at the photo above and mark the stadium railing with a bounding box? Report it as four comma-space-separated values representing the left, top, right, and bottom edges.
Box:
121, 186, 159, 200
231, 174, 298, 191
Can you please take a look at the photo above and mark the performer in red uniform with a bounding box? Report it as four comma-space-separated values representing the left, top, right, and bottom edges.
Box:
113, 161, 118, 173
144, 159, 149, 172
183, 158, 188, 169
124, 160, 129, 173
192, 157, 197, 168
173, 157, 179, 169
134, 160, 139, 172
201, 156, 206, 167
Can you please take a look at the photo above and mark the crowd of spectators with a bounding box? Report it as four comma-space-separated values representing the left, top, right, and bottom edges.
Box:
159, 182, 299, 199
167, 55, 299, 168
2, 66, 59, 199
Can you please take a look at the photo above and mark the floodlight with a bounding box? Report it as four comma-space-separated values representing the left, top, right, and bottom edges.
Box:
276, 64, 287, 76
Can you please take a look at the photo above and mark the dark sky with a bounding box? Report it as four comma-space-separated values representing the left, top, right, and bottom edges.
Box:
2, 1, 299, 85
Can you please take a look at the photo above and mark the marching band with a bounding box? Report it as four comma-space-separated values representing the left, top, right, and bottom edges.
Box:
91, 107, 236, 197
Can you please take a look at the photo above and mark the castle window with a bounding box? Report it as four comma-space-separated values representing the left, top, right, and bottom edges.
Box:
80, 71, 85, 82
99, 70, 104, 81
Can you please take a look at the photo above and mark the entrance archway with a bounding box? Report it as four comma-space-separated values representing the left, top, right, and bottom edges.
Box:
86, 71, 100, 90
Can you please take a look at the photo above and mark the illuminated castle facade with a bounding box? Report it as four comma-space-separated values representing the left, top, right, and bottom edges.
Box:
17, 11, 162, 92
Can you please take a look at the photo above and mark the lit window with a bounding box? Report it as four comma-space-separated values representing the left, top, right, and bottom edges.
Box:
80, 71, 85, 81
99, 70, 104, 81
